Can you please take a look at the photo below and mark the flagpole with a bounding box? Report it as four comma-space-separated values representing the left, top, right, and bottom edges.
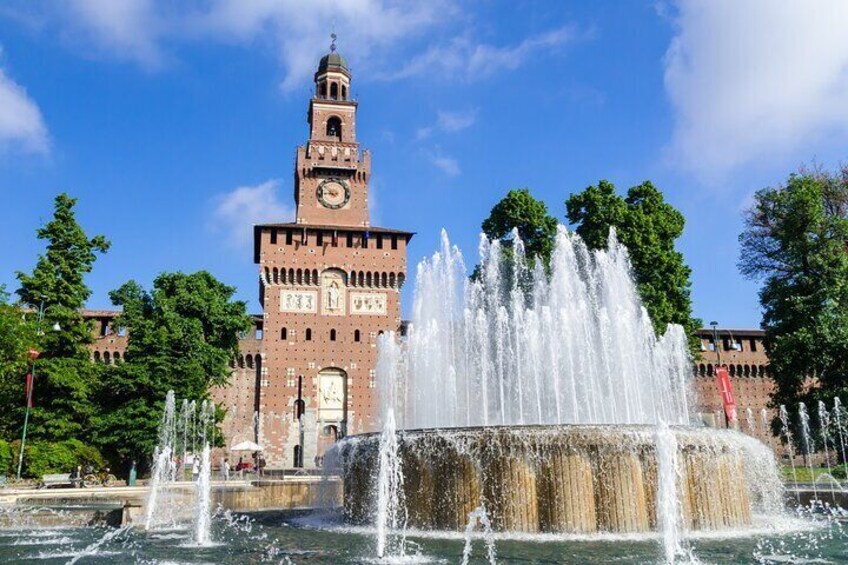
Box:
16, 302, 46, 480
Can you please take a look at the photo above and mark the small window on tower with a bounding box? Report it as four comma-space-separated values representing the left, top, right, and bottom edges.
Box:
342, 85, 347, 100
376, 234, 383, 249
320, 82, 327, 98
330, 329, 336, 341
285, 230, 293, 245
330, 82, 339, 100
346, 232, 354, 247
317, 231, 324, 246
391, 235, 398, 250
281, 328, 287, 340
354, 329, 361, 342
306, 328, 312, 341
326, 117, 342, 141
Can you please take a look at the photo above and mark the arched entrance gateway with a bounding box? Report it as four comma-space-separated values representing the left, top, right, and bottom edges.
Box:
315, 368, 347, 464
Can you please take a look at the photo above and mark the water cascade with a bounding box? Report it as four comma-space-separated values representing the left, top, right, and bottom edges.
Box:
798, 403, 818, 502
337, 228, 784, 547
145, 391, 177, 529
818, 401, 836, 501
193, 443, 213, 545
834, 398, 847, 465
145, 391, 218, 541
780, 405, 800, 501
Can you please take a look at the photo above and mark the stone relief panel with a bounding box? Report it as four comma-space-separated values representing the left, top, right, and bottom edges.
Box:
322, 269, 346, 316
280, 290, 318, 313
318, 369, 346, 422
350, 292, 387, 315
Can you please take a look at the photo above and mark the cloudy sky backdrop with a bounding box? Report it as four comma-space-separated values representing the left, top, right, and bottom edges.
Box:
2, 0, 848, 329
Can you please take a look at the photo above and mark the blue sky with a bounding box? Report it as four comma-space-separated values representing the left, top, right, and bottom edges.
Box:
2, 1, 848, 329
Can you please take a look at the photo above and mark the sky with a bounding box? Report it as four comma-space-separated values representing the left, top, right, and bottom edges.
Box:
2, 0, 848, 329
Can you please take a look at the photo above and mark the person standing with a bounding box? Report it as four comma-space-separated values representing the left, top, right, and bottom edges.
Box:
221, 458, 230, 481
191, 457, 200, 482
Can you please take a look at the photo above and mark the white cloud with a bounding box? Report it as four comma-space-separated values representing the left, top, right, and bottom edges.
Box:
394, 25, 578, 80
0, 64, 49, 154
63, 0, 164, 68
8, 0, 455, 87
211, 179, 293, 250
431, 153, 460, 176
664, 0, 848, 177
6, 3, 579, 90
417, 108, 477, 140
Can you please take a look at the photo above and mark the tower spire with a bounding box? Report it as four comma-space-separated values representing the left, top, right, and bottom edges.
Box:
330, 28, 337, 53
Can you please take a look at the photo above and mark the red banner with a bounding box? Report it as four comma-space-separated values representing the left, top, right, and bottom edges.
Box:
715, 365, 737, 424
25, 373, 34, 408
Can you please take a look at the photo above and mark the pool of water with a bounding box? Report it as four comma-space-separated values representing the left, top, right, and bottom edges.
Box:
0, 509, 845, 564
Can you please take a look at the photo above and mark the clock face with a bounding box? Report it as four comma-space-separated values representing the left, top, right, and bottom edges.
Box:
317, 179, 350, 209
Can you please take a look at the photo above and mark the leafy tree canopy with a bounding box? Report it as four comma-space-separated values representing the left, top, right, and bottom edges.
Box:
566, 180, 701, 345
481, 188, 558, 270
16, 193, 110, 359
739, 166, 848, 411
94, 271, 251, 467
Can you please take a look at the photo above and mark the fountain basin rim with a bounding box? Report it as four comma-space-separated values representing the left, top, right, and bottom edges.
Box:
339, 423, 744, 441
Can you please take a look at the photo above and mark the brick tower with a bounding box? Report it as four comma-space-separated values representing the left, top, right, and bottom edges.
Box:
252, 39, 412, 468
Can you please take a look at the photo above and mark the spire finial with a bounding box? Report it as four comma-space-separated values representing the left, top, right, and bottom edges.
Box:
330, 27, 337, 52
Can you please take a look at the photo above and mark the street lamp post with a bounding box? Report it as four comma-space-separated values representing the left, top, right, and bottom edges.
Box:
15, 302, 60, 480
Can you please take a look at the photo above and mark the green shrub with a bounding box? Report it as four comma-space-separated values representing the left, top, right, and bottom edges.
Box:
15, 439, 105, 478
0, 440, 12, 476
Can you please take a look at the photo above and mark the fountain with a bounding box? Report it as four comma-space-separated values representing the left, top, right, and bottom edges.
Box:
145, 391, 215, 545
336, 228, 784, 543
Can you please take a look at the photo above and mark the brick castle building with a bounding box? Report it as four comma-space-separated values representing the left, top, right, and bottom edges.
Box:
80, 46, 792, 468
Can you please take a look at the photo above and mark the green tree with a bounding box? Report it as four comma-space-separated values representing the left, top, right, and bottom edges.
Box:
17, 194, 110, 359
0, 287, 37, 438
13, 194, 110, 444
481, 188, 559, 270
93, 272, 251, 467
566, 180, 701, 345
739, 167, 848, 413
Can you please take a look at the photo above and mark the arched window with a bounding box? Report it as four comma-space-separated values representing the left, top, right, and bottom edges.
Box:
264, 267, 270, 283
354, 329, 361, 342
94, 351, 101, 363
736, 364, 743, 377
281, 269, 287, 284
381, 273, 388, 287
306, 328, 312, 341
366, 272, 372, 287
398, 273, 406, 287
350, 271, 357, 287
238, 355, 245, 368
330, 329, 336, 341
305, 269, 311, 285
326, 116, 342, 140
699, 363, 706, 376
341, 85, 347, 100
247, 354, 254, 369
273, 268, 279, 284
114, 352, 121, 363
229, 358, 235, 369
281, 327, 287, 340
319, 81, 327, 98
330, 82, 339, 100
707, 364, 714, 376
389, 273, 396, 288
297, 269, 303, 284
104, 351, 111, 364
